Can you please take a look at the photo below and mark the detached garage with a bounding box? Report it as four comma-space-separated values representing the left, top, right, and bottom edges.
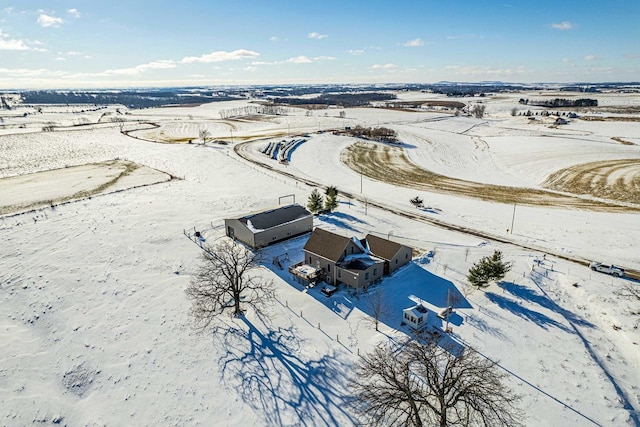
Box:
224, 204, 313, 249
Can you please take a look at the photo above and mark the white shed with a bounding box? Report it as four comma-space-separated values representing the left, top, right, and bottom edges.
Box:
403, 304, 428, 330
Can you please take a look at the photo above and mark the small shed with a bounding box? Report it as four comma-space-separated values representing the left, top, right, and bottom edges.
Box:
403, 304, 428, 330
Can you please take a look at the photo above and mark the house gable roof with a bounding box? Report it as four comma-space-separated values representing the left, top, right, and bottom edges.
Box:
303, 228, 351, 262
365, 234, 407, 261
236, 204, 311, 231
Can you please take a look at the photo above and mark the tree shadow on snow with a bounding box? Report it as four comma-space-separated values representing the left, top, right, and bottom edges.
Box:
317, 214, 360, 233
214, 317, 356, 426
498, 281, 594, 329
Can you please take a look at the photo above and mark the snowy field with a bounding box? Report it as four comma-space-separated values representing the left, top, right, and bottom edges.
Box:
1, 91, 639, 426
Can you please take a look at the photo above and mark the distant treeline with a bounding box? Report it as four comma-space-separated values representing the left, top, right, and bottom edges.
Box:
519, 98, 598, 107
271, 92, 397, 107
20, 90, 237, 109
218, 105, 294, 119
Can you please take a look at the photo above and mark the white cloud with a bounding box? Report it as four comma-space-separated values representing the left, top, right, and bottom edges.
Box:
584, 55, 598, 61
372, 63, 397, 70
104, 60, 177, 76
55, 57, 66, 61
347, 49, 364, 55
180, 49, 260, 64
251, 61, 274, 65
561, 58, 573, 63
551, 21, 575, 30
308, 32, 328, 40
243, 66, 257, 72
270, 36, 285, 42
287, 56, 312, 64
66, 50, 83, 56
0, 30, 29, 50
38, 14, 64, 28
67, 8, 80, 18
401, 38, 424, 47
286, 55, 335, 64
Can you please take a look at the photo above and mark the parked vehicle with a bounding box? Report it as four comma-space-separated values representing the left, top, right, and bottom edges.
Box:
589, 261, 625, 277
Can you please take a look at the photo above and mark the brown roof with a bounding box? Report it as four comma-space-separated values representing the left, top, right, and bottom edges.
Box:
365, 234, 408, 261
303, 228, 351, 262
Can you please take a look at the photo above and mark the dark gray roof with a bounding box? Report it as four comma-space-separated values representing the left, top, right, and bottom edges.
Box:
365, 234, 408, 261
238, 204, 311, 230
303, 228, 350, 262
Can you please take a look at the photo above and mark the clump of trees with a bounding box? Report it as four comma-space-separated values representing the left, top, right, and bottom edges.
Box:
471, 104, 486, 118
307, 186, 339, 213
218, 105, 293, 119
185, 240, 274, 328
410, 196, 424, 208
519, 98, 598, 108
467, 250, 511, 287
350, 336, 522, 426
344, 125, 398, 143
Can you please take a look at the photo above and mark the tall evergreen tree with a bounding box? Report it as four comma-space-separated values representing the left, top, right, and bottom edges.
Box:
324, 186, 339, 212
307, 189, 324, 213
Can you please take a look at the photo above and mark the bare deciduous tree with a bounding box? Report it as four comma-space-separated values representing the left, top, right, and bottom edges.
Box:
350, 337, 522, 427
364, 289, 392, 332
615, 284, 640, 327
198, 128, 211, 144
185, 239, 274, 330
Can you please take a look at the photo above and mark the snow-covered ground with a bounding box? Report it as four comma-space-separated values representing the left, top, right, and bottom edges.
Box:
1, 92, 639, 426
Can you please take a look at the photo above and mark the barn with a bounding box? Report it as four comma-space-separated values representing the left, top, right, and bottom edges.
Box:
224, 204, 313, 249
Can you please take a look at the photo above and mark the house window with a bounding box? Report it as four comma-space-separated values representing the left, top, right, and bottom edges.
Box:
365, 272, 369, 280
351, 247, 354, 254
395, 259, 398, 264
309, 256, 312, 263
373, 268, 377, 276
338, 270, 341, 278
327, 264, 331, 272
272, 236, 277, 241
405, 253, 408, 259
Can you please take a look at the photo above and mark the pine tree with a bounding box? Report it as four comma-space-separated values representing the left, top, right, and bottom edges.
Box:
467, 250, 511, 287
324, 186, 339, 212
307, 189, 323, 213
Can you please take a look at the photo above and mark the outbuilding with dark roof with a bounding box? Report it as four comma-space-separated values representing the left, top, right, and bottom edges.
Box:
224, 204, 313, 249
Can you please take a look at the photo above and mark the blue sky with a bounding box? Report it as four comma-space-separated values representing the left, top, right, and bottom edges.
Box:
1, 0, 638, 89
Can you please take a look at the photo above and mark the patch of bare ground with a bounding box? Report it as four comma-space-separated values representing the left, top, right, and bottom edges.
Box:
580, 116, 640, 122
612, 137, 636, 145
542, 159, 640, 205
0, 160, 172, 216
341, 142, 640, 212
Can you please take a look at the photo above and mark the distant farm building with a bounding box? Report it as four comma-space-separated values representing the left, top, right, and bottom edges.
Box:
291, 227, 412, 291
224, 204, 313, 249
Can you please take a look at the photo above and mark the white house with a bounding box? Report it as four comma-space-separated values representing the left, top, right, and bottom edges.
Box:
403, 304, 428, 330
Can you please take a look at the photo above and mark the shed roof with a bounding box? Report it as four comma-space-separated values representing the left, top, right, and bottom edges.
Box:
235, 204, 311, 231
365, 234, 408, 261
303, 228, 351, 262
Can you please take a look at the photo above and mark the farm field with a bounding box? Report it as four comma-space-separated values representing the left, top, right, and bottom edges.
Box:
1, 91, 639, 426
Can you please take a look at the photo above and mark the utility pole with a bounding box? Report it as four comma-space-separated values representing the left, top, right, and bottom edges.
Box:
510, 204, 516, 234
360, 172, 363, 194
